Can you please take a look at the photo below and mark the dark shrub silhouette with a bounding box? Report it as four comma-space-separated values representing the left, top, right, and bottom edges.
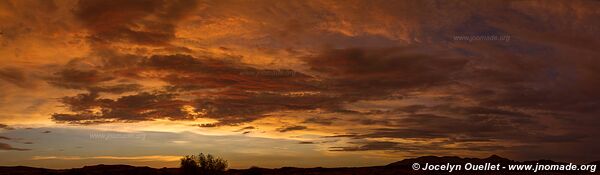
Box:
181, 155, 199, 175
180, 153, 228, 175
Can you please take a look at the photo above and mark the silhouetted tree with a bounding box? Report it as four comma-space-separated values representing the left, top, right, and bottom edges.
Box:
180, 153, 228, 175
181, 155, 199, 175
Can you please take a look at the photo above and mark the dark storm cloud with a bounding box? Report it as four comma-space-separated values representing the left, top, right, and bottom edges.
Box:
52, 91, 192, 124
49, 38, 472, 125
0, 124, 14, 130
194, 123, 218, 128
42, 55, 142, 96
309, 1, 599, 154
455, 42, 600, 115
50, 54, 340, 125
0, 142, 30, 151
48, 69, 113, 89
193, 92, 340, 126
75, 0, 198, 45
0, 67, 30, 88
302, 117, 338, 125
47, 68, 142, 94
141, 54, 316, 92
353, 118, 392, 126
0, 135, 36, 146
234, 126, 255, 132
276, 125, 307, 133
57, 92, 105, 112
87, 84, 143, 94
31, 0, 600, 162
330, 106, 572, 142
393, 105, 428, 114
137, 54, 338, 126
305, 47, 468, 97
330, 141, 400, 151
330, 141, 512, 153
328, 105, 588, 152
135, 47, 471, 126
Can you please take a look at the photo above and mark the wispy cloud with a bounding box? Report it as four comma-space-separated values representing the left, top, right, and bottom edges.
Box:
31, 155, 182, 162
0, 142, 30, 151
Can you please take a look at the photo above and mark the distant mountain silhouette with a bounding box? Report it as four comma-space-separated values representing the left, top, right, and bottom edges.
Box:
1, 155, 598, 175
0, 164, 178, 175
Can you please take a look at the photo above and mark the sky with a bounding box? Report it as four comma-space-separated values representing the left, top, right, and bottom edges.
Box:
0, 0, 599, 169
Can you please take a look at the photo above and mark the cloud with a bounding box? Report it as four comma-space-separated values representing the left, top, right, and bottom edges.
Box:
52, 91, 193, 124
48, 42, 594, 157
31, 155, 181, 162
47, 68, 141, 94
330, 141, 512, 153
48, 68, 114, 89
194, 123, 218, 128
302, 117, 337, 125
0, 136, 35, 145
235, 126, 255, 132
0, 142, 30, 151
0, 123, 14, 130
330, 141, 399, 151
75, 0, 199, 46
276, 125, 307, 133
50, 54, 334, 126
327, 105, 582, 152
65, 47, 470, 126
88, 84, 143, 94
140, 54, 315, 92
2, 0, 600, 162
303, 47, 469, 100
0, 67, 31, 88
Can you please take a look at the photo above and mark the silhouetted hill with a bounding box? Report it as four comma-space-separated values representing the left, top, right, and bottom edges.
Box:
0, 166, 63, 175
1, 155, 598, 175
65, 164, 177, 175
0, 165, 178, 175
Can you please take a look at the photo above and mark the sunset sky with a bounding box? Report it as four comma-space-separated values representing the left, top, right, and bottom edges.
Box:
1, 0, 599, 169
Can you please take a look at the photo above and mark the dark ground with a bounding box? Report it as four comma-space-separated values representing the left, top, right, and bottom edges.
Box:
1, 155, 598, 175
